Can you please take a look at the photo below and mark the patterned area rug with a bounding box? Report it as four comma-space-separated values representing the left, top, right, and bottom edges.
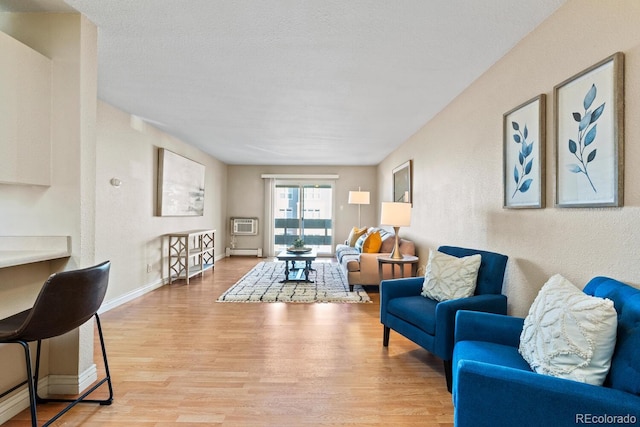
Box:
217, 261, 371, 303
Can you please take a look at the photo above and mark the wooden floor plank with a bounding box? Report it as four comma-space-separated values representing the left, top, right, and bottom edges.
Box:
5, 257, 454, 426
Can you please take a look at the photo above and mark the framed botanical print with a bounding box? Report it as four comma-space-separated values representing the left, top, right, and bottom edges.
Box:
503, 94, 546, 209
555, 52, 624, 207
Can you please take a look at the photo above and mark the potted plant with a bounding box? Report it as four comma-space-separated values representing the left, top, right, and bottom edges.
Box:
288, 238, 310, 253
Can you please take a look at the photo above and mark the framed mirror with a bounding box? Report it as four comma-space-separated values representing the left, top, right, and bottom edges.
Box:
392, 160, 412, 204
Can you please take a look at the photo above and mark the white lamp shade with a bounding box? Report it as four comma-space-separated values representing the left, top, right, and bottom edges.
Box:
380, 202, 411, 227
348, 190, 370, 205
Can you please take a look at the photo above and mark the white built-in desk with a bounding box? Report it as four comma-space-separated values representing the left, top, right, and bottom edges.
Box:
0, 236, 71, 268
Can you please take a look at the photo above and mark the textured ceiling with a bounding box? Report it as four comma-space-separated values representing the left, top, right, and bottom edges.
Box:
3, 0, 566, 165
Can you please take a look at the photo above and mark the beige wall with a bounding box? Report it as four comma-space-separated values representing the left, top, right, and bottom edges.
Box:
378, 0, 640, 317
227, 165, 377, 254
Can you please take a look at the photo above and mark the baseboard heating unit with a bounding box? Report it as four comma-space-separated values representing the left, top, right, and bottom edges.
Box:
226, 247, 263, 257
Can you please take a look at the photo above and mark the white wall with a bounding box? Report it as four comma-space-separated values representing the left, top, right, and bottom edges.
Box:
378, 0, 640, 317
0, 11, 227, 420
95, 102, 227, 305
0, 13, 90, 266
0, 11, 98, 418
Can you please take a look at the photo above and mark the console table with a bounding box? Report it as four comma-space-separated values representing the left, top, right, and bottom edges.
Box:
166, 229, 215, 284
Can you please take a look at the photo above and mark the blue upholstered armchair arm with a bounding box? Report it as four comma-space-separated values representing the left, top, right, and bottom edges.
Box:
454, 360, 640, 427
455, 310, 523, 348
433, 294, 508, 359
380, 277, 424, 299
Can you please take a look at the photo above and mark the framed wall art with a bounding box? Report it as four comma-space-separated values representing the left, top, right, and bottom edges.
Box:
503, 94, 546, 209
392, 160, 412, 203
555, 52, 624, 208
157, 148, 205, 216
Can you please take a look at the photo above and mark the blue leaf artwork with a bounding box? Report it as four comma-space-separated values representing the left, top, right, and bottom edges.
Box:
511, 121, 535, 199
567, 83, 604, 193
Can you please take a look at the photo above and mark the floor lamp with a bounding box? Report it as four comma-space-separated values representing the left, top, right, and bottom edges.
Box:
348, 188, 370, 228
380, 202, 412, 259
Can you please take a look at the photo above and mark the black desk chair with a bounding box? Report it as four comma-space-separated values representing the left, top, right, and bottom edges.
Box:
0, 261, 113, 426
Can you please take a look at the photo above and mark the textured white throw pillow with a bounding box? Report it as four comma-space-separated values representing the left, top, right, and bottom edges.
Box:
421, 250, 481, 301
519, 274, 618, 386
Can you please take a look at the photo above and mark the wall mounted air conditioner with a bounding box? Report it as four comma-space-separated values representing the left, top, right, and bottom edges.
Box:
230, 217, 259, 235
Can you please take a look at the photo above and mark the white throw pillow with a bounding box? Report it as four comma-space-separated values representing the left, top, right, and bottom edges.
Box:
421, 250, 481, 301
519, 274, 618, 386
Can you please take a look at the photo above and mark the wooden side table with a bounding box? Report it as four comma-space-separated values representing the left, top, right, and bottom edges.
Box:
378, 255, 419, 280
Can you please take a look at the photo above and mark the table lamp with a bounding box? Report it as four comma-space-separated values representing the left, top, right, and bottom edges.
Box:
380, 202, 412, 259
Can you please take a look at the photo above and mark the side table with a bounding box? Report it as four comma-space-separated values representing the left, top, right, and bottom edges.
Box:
378, 255, 419, 281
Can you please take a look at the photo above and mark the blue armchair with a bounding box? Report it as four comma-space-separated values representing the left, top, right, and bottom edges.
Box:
380, 246, 508, 391
452, 276, 640, 427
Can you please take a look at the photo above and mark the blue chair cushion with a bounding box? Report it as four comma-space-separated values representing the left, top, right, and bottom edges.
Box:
455, 340, 532, 372
387, 296, 438, 335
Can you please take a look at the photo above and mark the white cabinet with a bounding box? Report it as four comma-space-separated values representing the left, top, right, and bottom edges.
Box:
0, 31, 52, 186
166, 229, 215, 284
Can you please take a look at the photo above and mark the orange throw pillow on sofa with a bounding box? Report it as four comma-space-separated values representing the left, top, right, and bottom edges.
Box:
362, 230, 382, 253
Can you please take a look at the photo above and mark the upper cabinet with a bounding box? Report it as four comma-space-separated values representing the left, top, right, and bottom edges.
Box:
0, 31, 52, 186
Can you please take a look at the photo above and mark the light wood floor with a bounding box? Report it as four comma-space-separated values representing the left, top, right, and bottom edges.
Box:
6, 257, 454, 426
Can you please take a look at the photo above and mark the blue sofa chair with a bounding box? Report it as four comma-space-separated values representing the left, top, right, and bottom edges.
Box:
380, 246, 508, 391
452, 276, 640, 427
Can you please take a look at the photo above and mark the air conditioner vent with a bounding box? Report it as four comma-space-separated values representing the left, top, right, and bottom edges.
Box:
231, 217, 258, 235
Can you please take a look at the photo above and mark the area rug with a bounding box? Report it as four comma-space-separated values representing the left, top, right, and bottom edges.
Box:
217, 261, 371, 303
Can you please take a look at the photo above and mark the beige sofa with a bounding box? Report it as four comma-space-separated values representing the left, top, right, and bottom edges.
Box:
335, 227, 416, 290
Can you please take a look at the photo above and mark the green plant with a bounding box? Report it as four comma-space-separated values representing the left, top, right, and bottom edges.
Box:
292, 238, 305, 248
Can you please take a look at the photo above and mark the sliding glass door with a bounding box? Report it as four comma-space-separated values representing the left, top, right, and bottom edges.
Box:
273, 181, 333, 255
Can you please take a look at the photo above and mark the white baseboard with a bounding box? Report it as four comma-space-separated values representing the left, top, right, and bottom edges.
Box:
99, 277, 165, 313
0, 363, 104, 423
225, 247, 263, 257
100, 255, 229, 313
0, 377, 47, 424
48, 364, 97, 395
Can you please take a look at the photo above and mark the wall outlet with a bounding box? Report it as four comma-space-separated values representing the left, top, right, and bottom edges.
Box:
146, 264, 152, 273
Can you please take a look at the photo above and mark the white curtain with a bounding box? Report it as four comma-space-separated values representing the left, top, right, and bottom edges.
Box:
263, 177, 275, 257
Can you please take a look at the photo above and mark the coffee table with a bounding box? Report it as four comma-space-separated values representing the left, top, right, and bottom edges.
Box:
276, 249, 317, 283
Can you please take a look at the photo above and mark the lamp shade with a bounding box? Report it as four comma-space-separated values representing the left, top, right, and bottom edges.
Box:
380, 202, 411, 227
348, 190, 370, 205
